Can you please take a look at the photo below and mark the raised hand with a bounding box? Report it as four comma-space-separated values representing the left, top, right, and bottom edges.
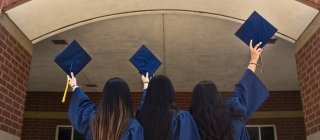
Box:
248, 40, 263, 72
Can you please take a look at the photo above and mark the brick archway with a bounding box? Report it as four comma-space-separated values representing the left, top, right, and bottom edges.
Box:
0, 1, 319, 140
0, 13, 32, 139
295, 15, 320, 140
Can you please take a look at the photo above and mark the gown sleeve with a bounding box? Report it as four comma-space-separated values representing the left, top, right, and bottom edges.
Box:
120, 119, 144, 140
172, 111, 201, 140
136, 89, 147, 113
226, 69, 269, 140
226, 69, 269, 121
68, 87, 97, 138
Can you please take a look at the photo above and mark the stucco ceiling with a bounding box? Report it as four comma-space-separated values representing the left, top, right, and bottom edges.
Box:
5, 0, 318, 43
28, 13, 300, 92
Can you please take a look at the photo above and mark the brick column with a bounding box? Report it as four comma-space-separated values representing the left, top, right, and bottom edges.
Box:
296, 0, 320, 10
0, 12, 32, 140
295, 14, 320, 140
306, 0, 320, 5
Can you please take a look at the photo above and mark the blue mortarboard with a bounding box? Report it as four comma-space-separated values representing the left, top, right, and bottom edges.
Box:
54, 40, 92, 76
129, 45, 162, 77
235, 11, 278, 48
54, 40, 91, 103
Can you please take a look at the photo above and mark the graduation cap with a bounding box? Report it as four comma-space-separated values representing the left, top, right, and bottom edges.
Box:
129, 45, 161, 77
235, 11, 278, 48
54, 40, 92, 103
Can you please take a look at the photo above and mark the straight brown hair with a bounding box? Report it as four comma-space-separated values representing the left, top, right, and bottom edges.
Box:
92, 78, 133, 140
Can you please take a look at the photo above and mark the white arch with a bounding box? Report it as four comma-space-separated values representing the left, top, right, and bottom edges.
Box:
6, 0, 318, 43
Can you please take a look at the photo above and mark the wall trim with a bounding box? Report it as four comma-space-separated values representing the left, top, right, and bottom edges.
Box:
295, 12, 320, 53
0, 12, 32, 54
307, 131, 320, 140
252, 111, 303, 118
24, 112, 67, 119
0, 130, 20, 140
24, 111, 303, 119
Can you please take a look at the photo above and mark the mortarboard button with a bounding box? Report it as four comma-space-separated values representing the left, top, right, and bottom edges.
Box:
235, 11, 278, 48
129, 45, 162, 77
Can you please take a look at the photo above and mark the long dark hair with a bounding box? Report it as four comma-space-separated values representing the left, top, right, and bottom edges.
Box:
137, 75, 177, 140
189, 81, 233, 140
92, 78, 133, 140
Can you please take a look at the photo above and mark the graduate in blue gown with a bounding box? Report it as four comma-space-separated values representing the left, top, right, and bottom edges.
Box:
136, 73, 201, 140
226, 41, 269, 140
189, 40, 269, 140
67, 73, 144, 140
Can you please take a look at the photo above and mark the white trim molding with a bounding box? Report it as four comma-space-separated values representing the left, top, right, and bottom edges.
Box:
307, 131, 320, 140
0, 12, 32, 54
0, 130, 20, 140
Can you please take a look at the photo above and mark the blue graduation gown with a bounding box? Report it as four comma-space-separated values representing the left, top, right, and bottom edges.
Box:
226, 69, 269, 140
68, 88, 144, 140
137, 90, 201, 140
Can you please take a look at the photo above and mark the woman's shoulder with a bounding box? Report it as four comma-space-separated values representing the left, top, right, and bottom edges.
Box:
128, 119, 142, 127
171, 110, 201, 140
172, 110, 194, 124
121, 118, 144, 139
125, 118, 143, 132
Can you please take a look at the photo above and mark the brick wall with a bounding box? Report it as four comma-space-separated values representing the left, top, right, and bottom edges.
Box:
295, 27, 320, 136
22, 119, 69, 140
24, 92, 144, 112
0, 24, 32, 136
248, 118, 306, 140
24, 91, 302, 112
22, 90, 305, 140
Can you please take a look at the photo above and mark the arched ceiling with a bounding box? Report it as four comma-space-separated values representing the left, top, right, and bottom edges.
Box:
28, 13, 300, 92
4, 0, 314, 92
6, 0, 318, 43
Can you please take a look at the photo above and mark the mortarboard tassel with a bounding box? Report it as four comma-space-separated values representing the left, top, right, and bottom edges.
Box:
259, 54, 264, 78
62, 78, 69, 103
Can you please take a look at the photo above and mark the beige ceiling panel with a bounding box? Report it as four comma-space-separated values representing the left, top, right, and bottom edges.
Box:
6, 0, 318, 43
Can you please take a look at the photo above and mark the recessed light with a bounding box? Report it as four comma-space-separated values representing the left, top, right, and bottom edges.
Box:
52, 40, 68, 45
267, 37, 278, 44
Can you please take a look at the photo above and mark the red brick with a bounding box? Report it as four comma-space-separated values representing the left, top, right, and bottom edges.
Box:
0, 28, 9, 37
6, 83, 14, 92
0, 24, 31, 137
314, 56, 320, 67
0, 124, 9, 132
309, 114, 316, 121
2, 109, 11, 119
10, 59, 19, 69
13, 46, 21, 56
0, 64, 10, 74
8, 127, 16, 136
0, 54, 4, 63
0, 100, 6, 108
4, 59, 13, 69
6, 103, 14, 111
6, 45, 15, 55
5, 39, 14, 49
296, 26, 320, 136
0, 32, 6, 42
312, 36, 320, 46
14, 109, 21, 117
2, 50, 12, 61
